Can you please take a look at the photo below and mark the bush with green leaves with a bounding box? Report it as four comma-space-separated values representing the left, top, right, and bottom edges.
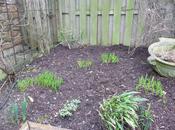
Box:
17, 71, 64, 92
77, 59, 93, 69
101, 53, 119, 64
59, 99, 81, 118
9, 98, 28, 125
138, 104, 154, 130
136, 75, 165, 98
99, 91, 147, 130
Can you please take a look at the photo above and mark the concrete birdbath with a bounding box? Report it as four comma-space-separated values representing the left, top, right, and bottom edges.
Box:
148, 37, 175, 77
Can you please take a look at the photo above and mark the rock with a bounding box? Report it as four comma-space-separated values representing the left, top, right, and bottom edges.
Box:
28, 96, 34, 103
20, 121, 71, 130
0, 69, 7, 81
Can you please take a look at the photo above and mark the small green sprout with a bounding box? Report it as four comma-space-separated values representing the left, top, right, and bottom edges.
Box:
101, 53, 119, 64
77, 59, 93, 69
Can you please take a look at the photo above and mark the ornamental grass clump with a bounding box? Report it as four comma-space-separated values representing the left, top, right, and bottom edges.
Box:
17, 71, 64, 92
136, 75, 165, 98
18, 78, 34, 92
34, 71, 64, 91
101, 53, 119, 64
99, 91, 147, 130
77, 59, 93, 69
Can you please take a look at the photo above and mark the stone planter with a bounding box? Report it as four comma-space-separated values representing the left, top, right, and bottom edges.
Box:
148, 37, 175, 77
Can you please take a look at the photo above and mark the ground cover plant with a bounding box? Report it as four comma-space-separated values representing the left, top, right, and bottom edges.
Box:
77, 59, 93, 69
17, 71, 64, 92
59, 99, 81, 118
99, 91, 147, 130
101, 53, 119, 64
136, 75, 165, 98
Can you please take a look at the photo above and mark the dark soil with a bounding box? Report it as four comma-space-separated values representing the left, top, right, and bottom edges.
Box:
0, 45, 175, 130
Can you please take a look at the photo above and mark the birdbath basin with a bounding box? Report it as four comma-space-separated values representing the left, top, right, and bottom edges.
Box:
148, 37, 175, 77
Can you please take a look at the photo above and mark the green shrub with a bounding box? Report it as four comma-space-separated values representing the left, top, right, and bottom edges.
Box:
34, 71, 64, 91
17, 71, 64, 92
99, 91, 147, 130
138, 104, 154, 130
77, 59, 93, 69
59, 99, 81, 118
136, 75, 165, 98
101, 53, 119, 64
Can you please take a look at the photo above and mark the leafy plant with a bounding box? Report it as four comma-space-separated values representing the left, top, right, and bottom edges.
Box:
9, 98, 28, 125
77, 59, 93, 69
59, 99, 81, 118
17, 78, 34, 92
136, 75, 166, 98
101, 53, 119, 64
138, 104, 154, 130
17, 71, 64, 92
34, 71, 64, 91
99, 91, 147, 130
9, 103, 19, 125
21, 99, 28, 123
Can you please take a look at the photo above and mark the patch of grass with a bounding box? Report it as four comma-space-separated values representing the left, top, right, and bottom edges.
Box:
77, 59, 93, 69
34, 71, 64, 91
99, 91, 147, 130
101, 53, 119, 64
136, 75, 166, 99
18, 78, 34, 92
138, 104, 154, 130
17, 71, 64, 92
59, 99, 81, 118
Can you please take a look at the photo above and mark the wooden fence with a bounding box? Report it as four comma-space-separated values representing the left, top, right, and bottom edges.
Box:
19, 0, 141, 47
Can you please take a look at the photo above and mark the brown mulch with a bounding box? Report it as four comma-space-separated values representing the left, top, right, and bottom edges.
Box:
0, 45, 175, 130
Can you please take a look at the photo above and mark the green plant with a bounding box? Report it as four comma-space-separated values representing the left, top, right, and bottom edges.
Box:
99, 91, 147, 130
136, 75, 165, 98
9, 103, 19, 125
17, 71, 64, 92
77, 59, 93, 69
21, 98, 28, 123
138, 104, 154, 130
9, 98, 28, 125
17, 78, 34, 92
101, 53, 119, 64
34, 71, 64, 91
59, 99, 81, 118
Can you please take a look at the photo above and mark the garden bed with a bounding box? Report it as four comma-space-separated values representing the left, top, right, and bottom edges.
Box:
0, 45, 175, 130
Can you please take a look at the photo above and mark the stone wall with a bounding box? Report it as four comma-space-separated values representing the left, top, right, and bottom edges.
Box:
0, 0, 22, 52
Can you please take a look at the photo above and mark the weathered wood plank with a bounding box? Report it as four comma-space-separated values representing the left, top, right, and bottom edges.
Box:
102, 0, 110, 45
112, 0, 122, 45
124, 0, 134, 46
90, 0, 97, 45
